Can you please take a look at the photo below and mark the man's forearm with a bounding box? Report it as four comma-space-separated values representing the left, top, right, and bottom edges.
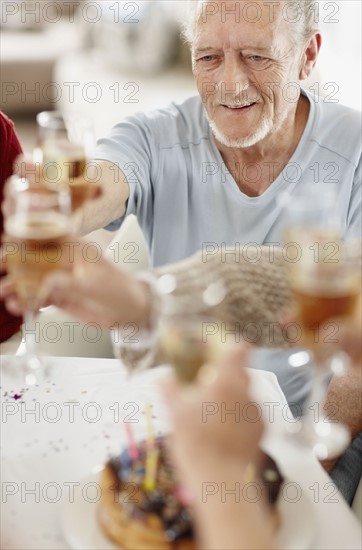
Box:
80, 160, 129, 235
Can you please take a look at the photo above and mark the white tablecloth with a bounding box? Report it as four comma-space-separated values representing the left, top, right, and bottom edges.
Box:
1, 357, 361, 549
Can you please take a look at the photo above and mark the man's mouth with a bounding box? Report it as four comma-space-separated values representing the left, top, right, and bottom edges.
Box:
222, 102, 256, 110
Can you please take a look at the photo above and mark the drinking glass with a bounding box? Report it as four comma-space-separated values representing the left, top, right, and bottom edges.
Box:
281, 187, 361, 459
4, 176, 72, 385
158, 313, 225, 384
157, 273, 228, 384
33, 111, 96, 220
111, 321, 160, 376
109, 273, 163, 376
110, 272, 227, 382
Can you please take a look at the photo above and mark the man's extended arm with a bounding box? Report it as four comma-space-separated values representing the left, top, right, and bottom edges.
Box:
4, 158, 130, 237
77, 160, 129, 235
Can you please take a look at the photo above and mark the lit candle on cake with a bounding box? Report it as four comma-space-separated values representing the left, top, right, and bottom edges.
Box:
144, 402, 158, 492
144, 446, 159, 492
124, 421, 139, 460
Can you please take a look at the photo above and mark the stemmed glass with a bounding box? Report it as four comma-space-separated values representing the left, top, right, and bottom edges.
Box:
3, 176, 72, 385
110, 272, 227, 383
158, 312, 225, 384
156, 273, 228, 384
281, 187, 361, 459
33, 110, 96, 225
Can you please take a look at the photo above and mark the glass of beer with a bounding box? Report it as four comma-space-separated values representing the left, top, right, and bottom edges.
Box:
282, 187, 361, 459
33, 111, 97, 220
4, 176, 72, 385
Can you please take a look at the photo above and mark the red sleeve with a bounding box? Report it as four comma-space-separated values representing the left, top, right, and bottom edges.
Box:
0, 112, 23, 188
0, 112, 23, 342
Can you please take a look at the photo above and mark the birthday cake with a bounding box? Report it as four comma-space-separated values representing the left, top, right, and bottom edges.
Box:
98, 437, 284, 550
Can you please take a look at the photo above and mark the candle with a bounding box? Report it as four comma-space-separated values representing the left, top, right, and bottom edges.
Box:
144, 446, 159, 492
143, 402, 158, 492
124, 421, 139, 460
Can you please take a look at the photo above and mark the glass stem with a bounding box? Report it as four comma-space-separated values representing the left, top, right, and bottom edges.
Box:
23, 310, 38, 357
305, 366, 329, 426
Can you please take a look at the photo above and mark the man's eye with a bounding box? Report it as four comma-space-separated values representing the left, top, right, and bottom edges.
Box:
200, 55, 216, 62
249, 55, 265, 62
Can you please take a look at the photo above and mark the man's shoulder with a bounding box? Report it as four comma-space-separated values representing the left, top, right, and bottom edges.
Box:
310, 95, 361, 165
315, 99, 361, 135
142, 96, 209, 148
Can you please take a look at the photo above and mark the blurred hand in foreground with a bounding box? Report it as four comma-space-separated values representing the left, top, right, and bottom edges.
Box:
1, 237, 150, 329
162, 345, 264, 485
162, 345, 273, 550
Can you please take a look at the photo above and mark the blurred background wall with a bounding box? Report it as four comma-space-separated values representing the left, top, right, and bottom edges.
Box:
1, 0, 195, 149
1, 0, 361, 151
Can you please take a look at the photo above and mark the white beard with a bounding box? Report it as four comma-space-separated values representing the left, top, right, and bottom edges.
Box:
208, 115, 273, 148
207, 104, 291, 149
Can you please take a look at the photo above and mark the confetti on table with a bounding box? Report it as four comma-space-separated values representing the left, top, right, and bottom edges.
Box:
12, 394, 23, 400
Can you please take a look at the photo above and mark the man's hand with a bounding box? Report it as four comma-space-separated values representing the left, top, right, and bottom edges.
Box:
321, 316, 362, 472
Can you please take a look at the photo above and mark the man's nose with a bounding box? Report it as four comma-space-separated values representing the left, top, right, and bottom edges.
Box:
220, 57, 249, 99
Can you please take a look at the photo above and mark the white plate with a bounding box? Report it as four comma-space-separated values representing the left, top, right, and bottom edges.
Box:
62, 472, 316, 550
61, 469, 119, 550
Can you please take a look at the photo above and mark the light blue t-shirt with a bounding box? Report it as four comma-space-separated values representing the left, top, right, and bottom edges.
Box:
96, 90, 361, 267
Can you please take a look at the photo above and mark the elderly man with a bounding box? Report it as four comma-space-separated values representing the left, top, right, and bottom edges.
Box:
70, 0, 360, 267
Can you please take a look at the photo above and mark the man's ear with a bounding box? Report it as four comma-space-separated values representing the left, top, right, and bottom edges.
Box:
299, 33, 322, 80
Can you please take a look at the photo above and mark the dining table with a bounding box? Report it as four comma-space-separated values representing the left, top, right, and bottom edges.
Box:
1, 355, 361, 550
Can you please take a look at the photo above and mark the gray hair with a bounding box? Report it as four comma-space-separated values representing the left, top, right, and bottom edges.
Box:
181, 0, 320, 47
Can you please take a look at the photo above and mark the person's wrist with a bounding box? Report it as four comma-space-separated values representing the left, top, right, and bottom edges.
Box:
133, 273, 162, 331
181, 456, 259, 512
111, 274, 161, 374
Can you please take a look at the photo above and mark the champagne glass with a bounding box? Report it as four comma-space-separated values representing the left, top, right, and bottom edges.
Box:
110, 274, 164, 376
281, 187, 361, 459
4, 176, 72, 385
111, 321, 160, 376
158, 312, 226, 384
157, 273, 228, 384
33, 110, 96, 222
110, 272, 227, 382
